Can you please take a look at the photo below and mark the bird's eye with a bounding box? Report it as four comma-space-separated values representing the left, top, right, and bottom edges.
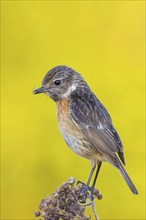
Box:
54, 80, 61, 86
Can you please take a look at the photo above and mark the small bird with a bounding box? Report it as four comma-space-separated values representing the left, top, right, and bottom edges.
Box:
33, 65, 138, 195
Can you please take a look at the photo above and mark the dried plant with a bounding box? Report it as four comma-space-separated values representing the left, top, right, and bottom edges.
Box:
34, 177, 102, 220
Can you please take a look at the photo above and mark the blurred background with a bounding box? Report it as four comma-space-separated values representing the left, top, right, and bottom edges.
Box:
1, 1, 145, 219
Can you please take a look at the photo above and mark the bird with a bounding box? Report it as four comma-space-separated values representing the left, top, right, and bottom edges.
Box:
33, 65, 138, 195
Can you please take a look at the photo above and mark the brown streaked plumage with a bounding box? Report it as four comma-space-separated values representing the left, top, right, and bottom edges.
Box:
33, 65, 138, 195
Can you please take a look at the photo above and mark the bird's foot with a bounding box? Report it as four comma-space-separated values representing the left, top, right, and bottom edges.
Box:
76, 181, 102, 203
77, 181, 93, 194
76, 181, 89, 203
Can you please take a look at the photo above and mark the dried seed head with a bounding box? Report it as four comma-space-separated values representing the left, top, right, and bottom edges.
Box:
35, 177, 102, 220
55, 187, 61, 194
41, 211, 46, 217
48, 204, 54, 209
34, 210, 41, 217
71, 189, 76, 195
62, 182, 69, 187
39, 199, 47, 210
77, 183, 84, 188
51, 198, 57, 206
45, 195, 52, 204
59, 200, 65, 209
97, 194, 103, 200
61, 182, 70, 191
60, 194, 66, 201
68, 177, 76, 185
74, 185, 80, 192
53, 192, 59, 198
80, 206, 85, 212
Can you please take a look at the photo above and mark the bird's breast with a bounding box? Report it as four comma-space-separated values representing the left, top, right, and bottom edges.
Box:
56, 98, 94, 158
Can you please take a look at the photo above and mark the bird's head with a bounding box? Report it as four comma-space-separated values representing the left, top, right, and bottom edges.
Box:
33, 65, 85, 102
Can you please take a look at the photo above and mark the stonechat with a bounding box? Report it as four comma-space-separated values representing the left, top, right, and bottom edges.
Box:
33, 65, 138, 195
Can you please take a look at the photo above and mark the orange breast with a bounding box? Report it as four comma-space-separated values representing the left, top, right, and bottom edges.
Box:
56, 98, 71, 131
56, 98, 69, 118
56, 98, 74, 134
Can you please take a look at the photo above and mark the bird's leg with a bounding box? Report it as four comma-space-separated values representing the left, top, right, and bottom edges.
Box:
79, 166, 96, 194
78, 166, 96, 203
91, 162, 102, 195
87, 166, 96, 187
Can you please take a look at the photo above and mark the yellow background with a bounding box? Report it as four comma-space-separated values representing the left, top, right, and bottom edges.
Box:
1, 1, 145, 219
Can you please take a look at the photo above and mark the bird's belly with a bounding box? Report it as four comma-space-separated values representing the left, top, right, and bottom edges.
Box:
59, 123, 95, 158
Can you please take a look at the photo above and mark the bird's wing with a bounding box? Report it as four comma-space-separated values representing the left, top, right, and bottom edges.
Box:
69, 90, 125, 165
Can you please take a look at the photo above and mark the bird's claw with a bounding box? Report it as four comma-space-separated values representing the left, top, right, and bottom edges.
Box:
76, 180, 102, 203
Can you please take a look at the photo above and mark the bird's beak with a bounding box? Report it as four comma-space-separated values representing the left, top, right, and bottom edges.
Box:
33, 87, 47, 94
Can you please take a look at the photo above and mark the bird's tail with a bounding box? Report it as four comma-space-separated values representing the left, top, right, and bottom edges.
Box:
116, 158, 138, 195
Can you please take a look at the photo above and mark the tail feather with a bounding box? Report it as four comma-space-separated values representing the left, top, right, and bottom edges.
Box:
117, 160, 138, 195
